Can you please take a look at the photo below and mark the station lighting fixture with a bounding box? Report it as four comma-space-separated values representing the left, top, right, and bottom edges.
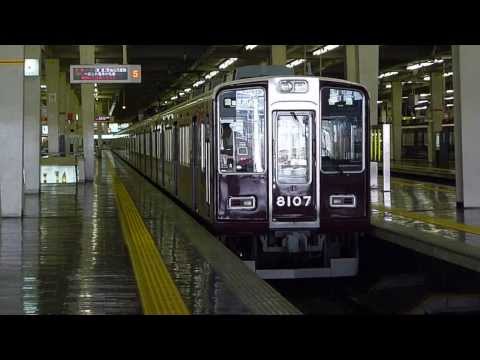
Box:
444, 72, 453, 77
446, 89, 454, 94
377, 100, 383, 104
122, 105, 126, 110
445, 96, 454, 100
205, 70, 219, 80
313, 45, 340, 56
40, 84, 47, 89
184, 88, 192, 93
415, 106, 428, 111
378, 71, 398, 79
402, 96, 408, 99
417, 100, 429, 104
286, 59, 306, 68
245, 45, 258, 51
447, 103, 454, 107
420, 93, 431, 97
385, 84, 392, 89
423, 75, 431, 81
406, 58, 443, 71
179, 92, 185, 97
171, 96, 178, 100
219, 58, 238, 70
163, 101, 168, 105
193, 79, 205, 87
94, 83, 97, 87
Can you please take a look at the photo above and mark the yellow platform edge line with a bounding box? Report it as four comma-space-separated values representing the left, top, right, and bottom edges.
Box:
373, 204, 480, 236
107, 159, 190, 315
0, 60, 24, 64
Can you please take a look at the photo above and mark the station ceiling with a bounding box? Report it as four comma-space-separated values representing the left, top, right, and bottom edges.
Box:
43, 45, 453, 123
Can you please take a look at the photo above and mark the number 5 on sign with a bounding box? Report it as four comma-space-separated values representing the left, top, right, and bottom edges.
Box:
131, 69, 140, 79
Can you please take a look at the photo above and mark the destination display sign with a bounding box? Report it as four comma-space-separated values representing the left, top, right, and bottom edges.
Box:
70, 64, 141, 84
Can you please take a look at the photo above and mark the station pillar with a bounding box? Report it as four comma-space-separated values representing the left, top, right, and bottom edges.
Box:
345, 45, 379, 126
80, 45, 95, 181
45, 59, 60, 155
58, 71, 68, 155
429, 71, 444, 166
391, 80, 402, 161
271, 45, 287, 66
23, 45, 42, 194
0, 46, 24, 217
452, 45, 480, 208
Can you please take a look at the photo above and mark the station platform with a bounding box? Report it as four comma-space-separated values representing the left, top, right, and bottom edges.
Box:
0, 151, 300, 315
370, 176, 480, 273
379, 160, 455, 183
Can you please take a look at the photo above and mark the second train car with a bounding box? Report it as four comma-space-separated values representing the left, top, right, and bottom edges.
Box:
112, 65, 370, 278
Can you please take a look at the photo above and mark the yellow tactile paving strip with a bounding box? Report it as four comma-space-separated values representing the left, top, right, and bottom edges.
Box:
372, 203, 480, 236
108, 157, 190, 315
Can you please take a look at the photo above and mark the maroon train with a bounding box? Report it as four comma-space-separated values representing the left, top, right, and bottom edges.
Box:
113, 66, 370, 278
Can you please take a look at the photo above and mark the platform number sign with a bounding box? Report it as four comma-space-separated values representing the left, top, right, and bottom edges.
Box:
70, 64, 142, 84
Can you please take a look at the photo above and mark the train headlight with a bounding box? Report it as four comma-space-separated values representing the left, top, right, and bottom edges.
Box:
278, 80, 309, 93
294, 80, 309, 93
279, 80, 294, 93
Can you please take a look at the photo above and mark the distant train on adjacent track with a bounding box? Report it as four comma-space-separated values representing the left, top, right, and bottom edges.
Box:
112, 65, 370, 279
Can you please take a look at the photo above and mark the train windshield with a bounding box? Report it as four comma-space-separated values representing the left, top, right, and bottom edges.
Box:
218, 87, 266, 173
321, 88, 364, 173
276, 111, 312, 184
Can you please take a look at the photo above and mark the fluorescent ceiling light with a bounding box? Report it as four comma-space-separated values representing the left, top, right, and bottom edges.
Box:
385, 84, 392, 89
205, 70, 219, 80
179, 92, 185, 97
420, 93, 431, 97
446, 89, 454, 94
245, 45, 258, 51
219, 57, 238, 70
313, 45, 340, 56
122, 105, 126, 110
193, 79, 205, 87
163, 101, 168, 105
171, 96, 178, 100
377, 100, 383, 104
184, 88, 192, 93
406, 59, 443, 71
423, 75, 431, 81
417, 100, 429, 104
40, 84, 47, 89
445, 96, 454, 100
446, 104, 454, 107
402, 96, 408, 99
286, 59, 306, 68
444, 72, 453, 77
415, 106, 428, 110
378, 71, 398, 79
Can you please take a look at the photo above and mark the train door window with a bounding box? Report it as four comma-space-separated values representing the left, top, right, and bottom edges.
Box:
217, 87, 266, 173
321, 88, 365, 173
275, 111, 312, 184
200, 122, 205, 171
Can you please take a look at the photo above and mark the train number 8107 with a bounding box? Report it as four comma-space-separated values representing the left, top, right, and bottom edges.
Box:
276, 195, 312, 207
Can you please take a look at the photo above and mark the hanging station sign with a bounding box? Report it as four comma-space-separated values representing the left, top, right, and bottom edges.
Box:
69, 64, 142, 84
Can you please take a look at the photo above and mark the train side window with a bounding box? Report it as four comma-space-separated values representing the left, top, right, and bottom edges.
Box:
217, 87, 266, 174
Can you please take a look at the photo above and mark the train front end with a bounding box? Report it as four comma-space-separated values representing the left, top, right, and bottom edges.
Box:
214, 74, 370, 278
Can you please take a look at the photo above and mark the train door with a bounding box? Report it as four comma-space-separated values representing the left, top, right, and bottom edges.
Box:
173, 121, 179, 196
191, 116, 198, 211
270, 110, 317, 228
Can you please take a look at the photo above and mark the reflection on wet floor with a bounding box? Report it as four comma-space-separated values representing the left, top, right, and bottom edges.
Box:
372, 177, 480, 246
112, 156, 259, 314
0, 160, 141, 315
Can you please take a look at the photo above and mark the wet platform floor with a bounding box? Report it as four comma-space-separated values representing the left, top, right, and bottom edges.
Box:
371, 176, 480, 271
0, 160, 141, 315
0, 153, 298, 315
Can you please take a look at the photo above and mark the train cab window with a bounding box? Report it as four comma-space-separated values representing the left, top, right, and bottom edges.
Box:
276, 111, 312, 184
321, 88, 365, 173
217, 87, 266, 173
